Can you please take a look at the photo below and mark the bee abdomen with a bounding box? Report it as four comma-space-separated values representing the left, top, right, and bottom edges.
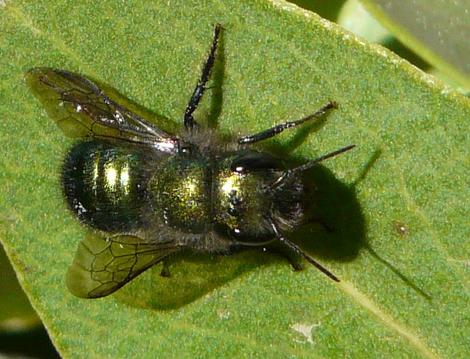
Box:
62, 141, 149, 232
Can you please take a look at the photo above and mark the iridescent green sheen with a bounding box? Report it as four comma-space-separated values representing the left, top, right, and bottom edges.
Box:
62, 141, 149, 232
213, 155, 281, 240
149, 156, 211, 233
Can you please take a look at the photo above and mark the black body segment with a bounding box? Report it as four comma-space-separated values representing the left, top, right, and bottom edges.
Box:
62, 141, 151, 232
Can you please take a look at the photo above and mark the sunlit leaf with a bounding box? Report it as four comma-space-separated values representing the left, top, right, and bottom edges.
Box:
0, 0, 468, 357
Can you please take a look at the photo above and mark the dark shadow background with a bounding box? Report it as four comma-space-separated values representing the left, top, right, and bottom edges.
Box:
0, 327, 60, 359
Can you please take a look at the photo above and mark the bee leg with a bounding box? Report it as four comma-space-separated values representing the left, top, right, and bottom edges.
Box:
262, 244, 303, 271
287, 258, 304, 271
270, 220, 340, 282
275, 249, 304, 271
160, 257, 171, 278
238, 101, 337, 145
184, 24, 222, 130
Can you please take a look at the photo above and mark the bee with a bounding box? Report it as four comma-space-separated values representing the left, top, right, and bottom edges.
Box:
26, 24, 354, 298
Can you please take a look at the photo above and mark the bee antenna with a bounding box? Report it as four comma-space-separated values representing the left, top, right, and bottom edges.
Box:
270, 144, 355, 189
270, 220, 340, 282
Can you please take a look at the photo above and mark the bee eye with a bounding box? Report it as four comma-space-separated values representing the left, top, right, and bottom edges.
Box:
231, 152, 280, 173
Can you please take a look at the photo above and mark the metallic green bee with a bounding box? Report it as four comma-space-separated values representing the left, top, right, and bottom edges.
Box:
27, 25, 354, 298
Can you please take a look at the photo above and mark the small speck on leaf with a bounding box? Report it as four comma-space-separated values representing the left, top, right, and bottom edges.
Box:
393, 221, 409, 237
217, 309, 230, 320
291, 322, 320, 344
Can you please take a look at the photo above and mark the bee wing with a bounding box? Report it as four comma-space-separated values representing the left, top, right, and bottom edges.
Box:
66, 231, 179, 298
26, 67, 179, 153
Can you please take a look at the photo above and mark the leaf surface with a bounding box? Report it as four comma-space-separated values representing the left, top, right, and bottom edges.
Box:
0, 0, 468, 358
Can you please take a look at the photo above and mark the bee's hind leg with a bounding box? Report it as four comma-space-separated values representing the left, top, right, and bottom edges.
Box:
262, 243, 304, 271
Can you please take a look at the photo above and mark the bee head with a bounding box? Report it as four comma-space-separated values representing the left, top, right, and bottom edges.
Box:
214, 151, 305, 242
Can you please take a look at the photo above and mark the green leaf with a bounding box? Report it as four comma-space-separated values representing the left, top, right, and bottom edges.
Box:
360, 0, 470, 90
287, 0, 347, 21
0, 0, 468, 357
